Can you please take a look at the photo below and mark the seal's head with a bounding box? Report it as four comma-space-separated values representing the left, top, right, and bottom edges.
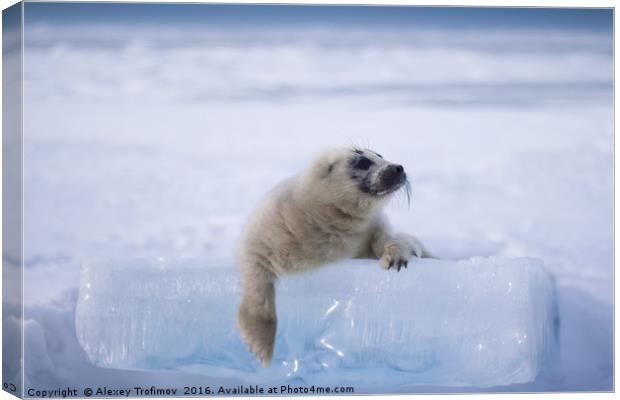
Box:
299, 147, 410, 211
348, 148, 407, 197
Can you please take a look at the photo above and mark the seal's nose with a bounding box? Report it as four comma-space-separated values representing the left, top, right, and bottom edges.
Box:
387, 164, 404, 178
383, 164, 405, 187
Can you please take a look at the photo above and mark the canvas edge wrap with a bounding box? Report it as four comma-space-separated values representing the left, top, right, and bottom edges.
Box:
3, 2, 24, 398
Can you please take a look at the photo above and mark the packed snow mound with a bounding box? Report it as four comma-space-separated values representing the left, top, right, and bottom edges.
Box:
75, 257, 558, 388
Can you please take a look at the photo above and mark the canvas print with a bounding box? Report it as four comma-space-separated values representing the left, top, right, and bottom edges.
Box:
2, 2, 614, 397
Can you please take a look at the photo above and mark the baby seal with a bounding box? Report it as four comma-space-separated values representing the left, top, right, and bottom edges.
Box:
236, 147, 431, 366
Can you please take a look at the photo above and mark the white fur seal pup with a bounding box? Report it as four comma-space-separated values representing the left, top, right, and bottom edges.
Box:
236, 147, 431, 366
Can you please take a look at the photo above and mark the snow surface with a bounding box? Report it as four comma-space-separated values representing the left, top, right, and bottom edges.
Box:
75, 257, 558, 389
11, 19, 613, 393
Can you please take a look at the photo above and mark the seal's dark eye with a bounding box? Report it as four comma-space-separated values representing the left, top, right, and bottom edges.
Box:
352, 156, 373, 170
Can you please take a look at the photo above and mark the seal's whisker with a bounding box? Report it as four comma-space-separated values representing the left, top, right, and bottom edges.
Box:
404, 180, 412, 209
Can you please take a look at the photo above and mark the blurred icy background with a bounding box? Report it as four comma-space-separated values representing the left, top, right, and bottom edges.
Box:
8, 3, 613, 393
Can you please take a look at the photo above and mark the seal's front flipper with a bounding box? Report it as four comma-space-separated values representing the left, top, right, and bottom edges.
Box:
237, 300, 276, 366
236, 265, 277, 366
